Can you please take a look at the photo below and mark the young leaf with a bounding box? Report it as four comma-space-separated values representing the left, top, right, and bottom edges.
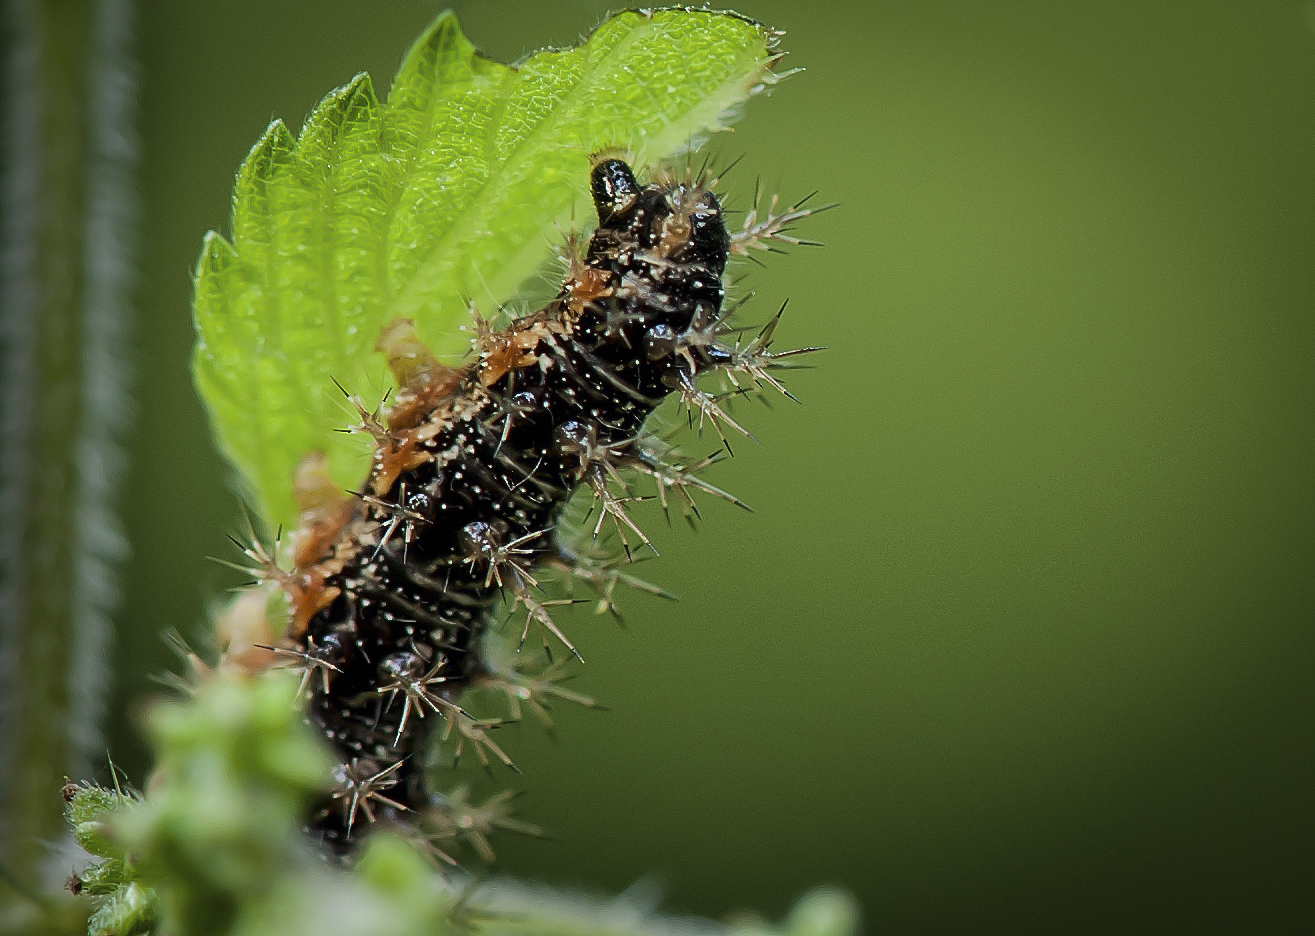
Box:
192, 9, 786, 535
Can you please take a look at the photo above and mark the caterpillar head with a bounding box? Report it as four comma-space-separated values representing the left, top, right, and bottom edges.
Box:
590, 158, 640, 224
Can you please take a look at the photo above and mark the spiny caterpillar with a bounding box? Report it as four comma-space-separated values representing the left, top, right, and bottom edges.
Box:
236, 155, 820, 855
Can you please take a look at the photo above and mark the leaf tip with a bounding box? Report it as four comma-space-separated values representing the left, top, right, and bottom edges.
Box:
390, 8, 474, 95
234, 118, 294, 196
253, 116, 295, 156
195, 230, 236, 278
329, 70, 379, 111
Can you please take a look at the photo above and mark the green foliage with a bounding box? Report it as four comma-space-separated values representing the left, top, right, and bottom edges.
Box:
192, 8, 782, 534
65, 671, 461, 936
64, 782, 155, 936
112, 675, 331, 936
62, 674, 856, 936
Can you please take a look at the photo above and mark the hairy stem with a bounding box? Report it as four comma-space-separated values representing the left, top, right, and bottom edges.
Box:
0, 0, 135, 896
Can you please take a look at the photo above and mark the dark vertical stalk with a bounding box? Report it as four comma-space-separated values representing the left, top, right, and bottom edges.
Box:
69, 0, 135, 786
0, 0, 135, 899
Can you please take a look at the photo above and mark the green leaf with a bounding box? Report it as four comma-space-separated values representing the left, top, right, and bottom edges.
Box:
192, 9, 784, 534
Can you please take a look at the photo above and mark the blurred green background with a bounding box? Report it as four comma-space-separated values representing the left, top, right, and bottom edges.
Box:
111, 0, 1314, 931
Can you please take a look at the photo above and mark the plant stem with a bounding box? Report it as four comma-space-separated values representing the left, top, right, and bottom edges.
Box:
0, 0, 135, 897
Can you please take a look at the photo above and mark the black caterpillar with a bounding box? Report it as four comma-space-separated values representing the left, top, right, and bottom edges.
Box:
250, 157, 817, 853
